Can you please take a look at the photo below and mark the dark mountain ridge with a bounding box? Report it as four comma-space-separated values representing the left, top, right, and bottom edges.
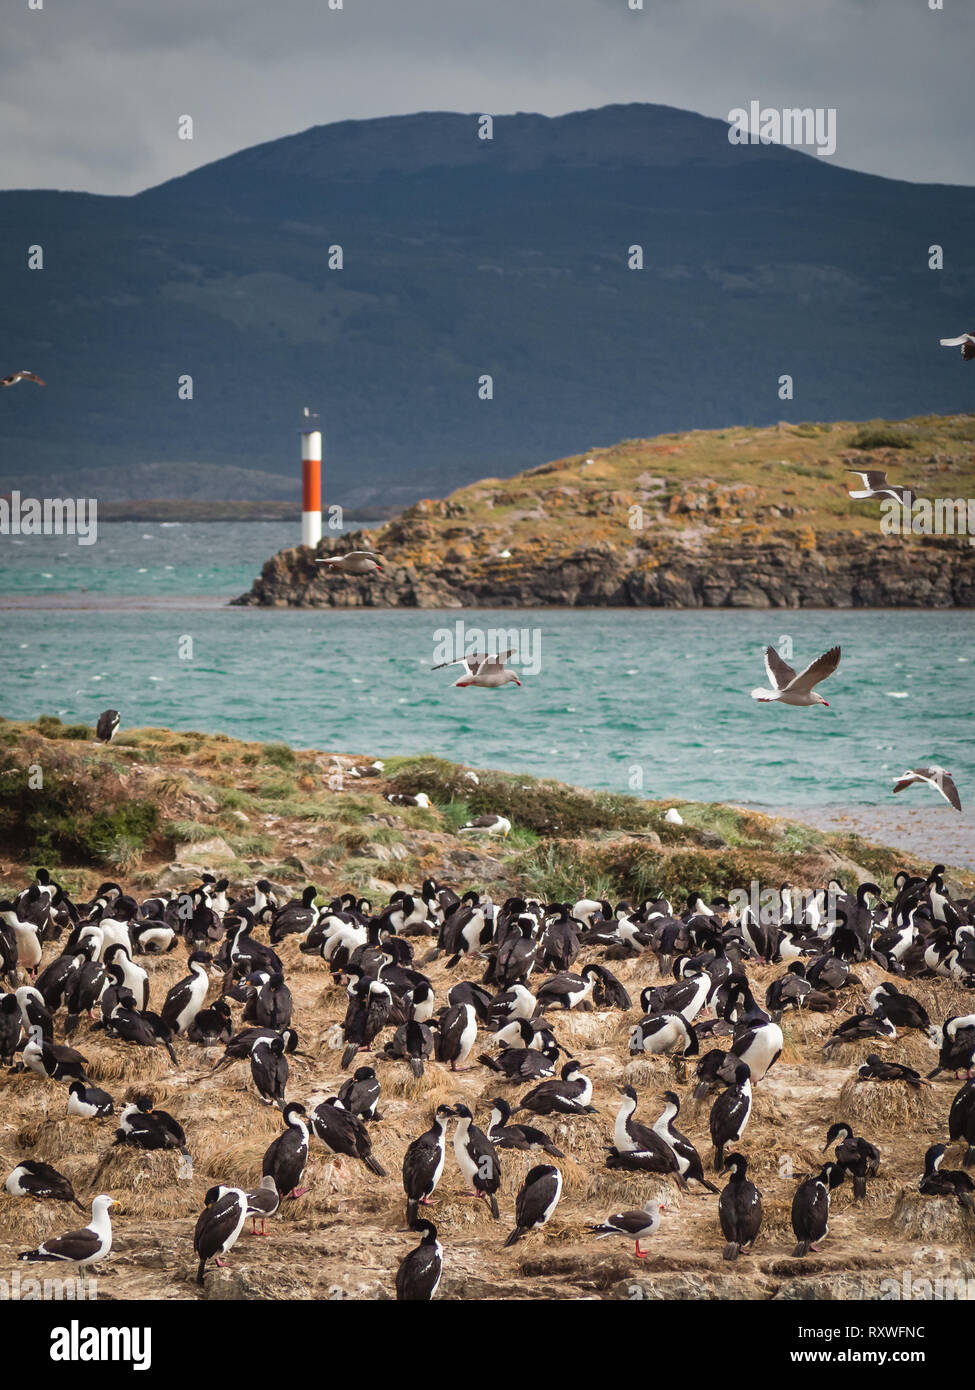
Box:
1, 103, 972, 507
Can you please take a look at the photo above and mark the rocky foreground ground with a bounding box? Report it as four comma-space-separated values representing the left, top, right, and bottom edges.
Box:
0, 718, 974, 1300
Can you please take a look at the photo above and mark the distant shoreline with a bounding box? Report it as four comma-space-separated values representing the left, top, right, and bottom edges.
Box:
93, 503, 399, 524
3, 592, 975, 614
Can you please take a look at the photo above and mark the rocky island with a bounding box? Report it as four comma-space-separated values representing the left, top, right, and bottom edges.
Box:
234, 415, 975, 610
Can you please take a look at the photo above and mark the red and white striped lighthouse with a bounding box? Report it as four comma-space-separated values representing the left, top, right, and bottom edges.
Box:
300, 411, 322, 548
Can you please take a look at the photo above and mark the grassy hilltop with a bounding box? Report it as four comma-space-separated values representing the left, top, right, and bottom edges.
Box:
237, 413, 975, 608
410, 412, 975, 545
0, 714, 966, 901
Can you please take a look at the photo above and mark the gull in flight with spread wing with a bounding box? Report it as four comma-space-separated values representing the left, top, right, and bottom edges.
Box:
892, 766, 962, 812
846, 470, 913, 504
940, 333, 975, 362
1, 370, 45, 388
751, 645, 840, 707
432, 651, 522, 688
315, 551, 385, 574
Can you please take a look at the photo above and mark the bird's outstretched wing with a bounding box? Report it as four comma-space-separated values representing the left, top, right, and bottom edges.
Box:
786, 646, 841, 693
894, 766, 962, 811
476, 652, 513, 672
315, 550, 383, 564
928, 769, 962, 811
846, 469, 888, 490
1, 370, 46, 387
940, 334, 975, 360
763, 646, 796, 691
433, 650, 513, 674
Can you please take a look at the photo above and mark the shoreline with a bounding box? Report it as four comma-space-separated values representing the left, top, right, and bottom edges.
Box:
762, 802, 975, 874
3, 590, 975, 615
3, 711, 968, 872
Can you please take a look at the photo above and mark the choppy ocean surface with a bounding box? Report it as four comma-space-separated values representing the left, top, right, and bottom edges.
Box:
0, 522, 972, 865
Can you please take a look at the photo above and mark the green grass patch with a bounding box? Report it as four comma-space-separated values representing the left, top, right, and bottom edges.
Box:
254, 774, 299, 800
163, 819, 213, 844
440, 798, 473, 833
516, 843, 615, 903
225, 833, 275, 857
385, 759, 659, 837
261, 742, 297, 770
212, 786, 261, 812
849, 424, 915, 451
34, 715, 93, 741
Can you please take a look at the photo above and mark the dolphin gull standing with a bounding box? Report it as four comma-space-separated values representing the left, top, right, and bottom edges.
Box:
892, 766, 962, 812
751, 646, 840, 707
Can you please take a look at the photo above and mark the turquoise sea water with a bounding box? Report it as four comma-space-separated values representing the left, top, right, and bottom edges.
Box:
0, 523, 972, 862
0, 521, 298, 597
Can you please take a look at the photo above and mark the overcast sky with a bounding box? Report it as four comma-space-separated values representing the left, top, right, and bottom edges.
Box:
3, 0, 971, 194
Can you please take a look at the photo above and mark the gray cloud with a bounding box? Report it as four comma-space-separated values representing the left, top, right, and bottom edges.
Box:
2, 0, 971, 193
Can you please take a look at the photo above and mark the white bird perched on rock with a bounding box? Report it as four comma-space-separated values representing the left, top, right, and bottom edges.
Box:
433, 651, 522, 688
940, 332, 975, 361
315, 550, 385, 574
892, 765, 962, 812
458, 814, 511, 837
846, 470, 913, 504
751, 645, 840, 708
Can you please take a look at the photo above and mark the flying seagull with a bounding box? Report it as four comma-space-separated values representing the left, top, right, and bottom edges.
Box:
1, 370, 45, 388
892, 766, 962, 812
315, 551, 385, 574
751, 646, 840, 707
433, 651, 522, 688
940, 333, 975, 362
846, 470, 912, 504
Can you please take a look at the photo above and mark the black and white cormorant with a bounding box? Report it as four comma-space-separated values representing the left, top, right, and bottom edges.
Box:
403, 1105, 452, 1228
504, 1163, 562, 1246
395, 1219, 442, 1301
718, 1152, 762, 1260
452, 1104, 501, 1218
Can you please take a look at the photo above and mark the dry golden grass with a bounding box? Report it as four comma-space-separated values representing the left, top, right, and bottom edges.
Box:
86, 1148, 202, 1221
888, 1188, 975, 1245
83, 1043, 175, 1084
0, 1197, 78, 1244
836, 1076, 937, 1127
0, 838, 972, 1297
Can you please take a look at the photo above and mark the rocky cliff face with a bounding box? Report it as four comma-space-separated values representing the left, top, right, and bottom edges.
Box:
233, 528, 975, 609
